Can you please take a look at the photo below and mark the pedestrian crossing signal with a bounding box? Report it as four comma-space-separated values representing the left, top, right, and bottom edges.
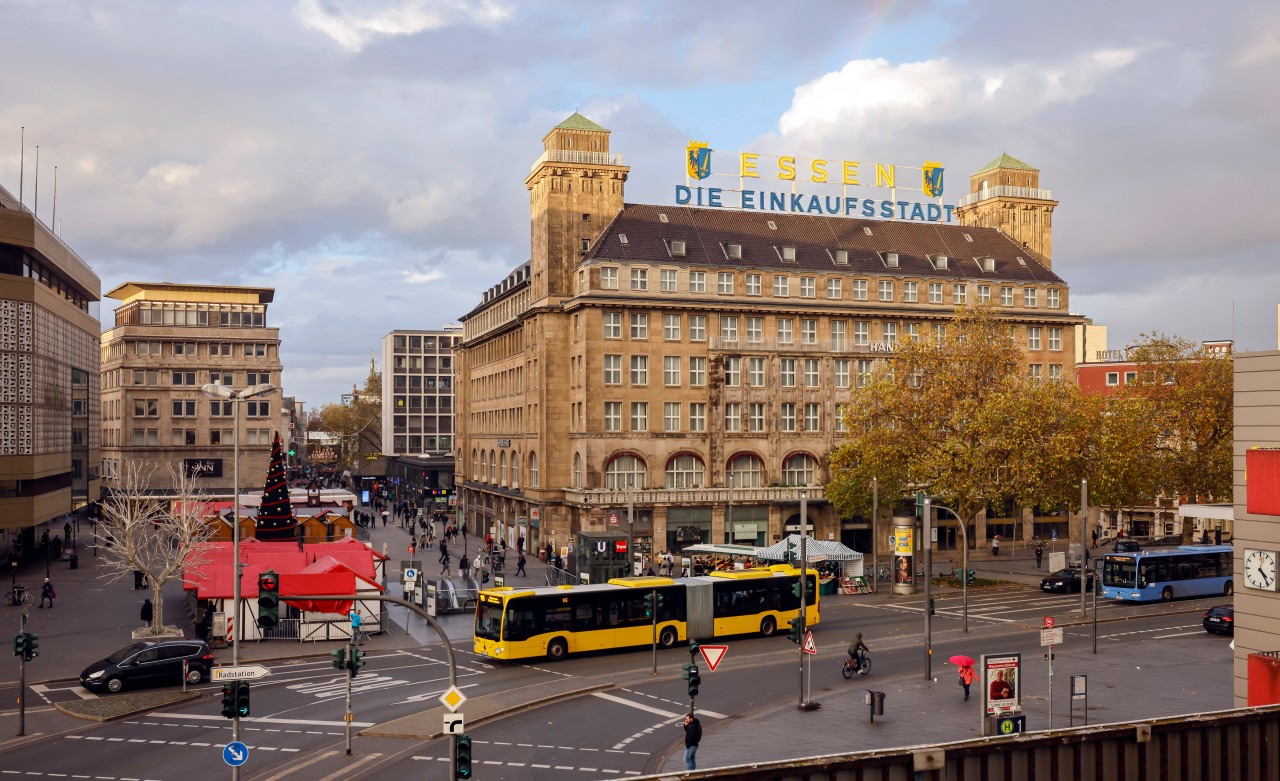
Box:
966, 569, 976, 585
330, 648, 346, 670
683, 663, 701, 697
787, 617, 803, 644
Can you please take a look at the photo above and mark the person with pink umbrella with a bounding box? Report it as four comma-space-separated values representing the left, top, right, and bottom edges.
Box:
951, 655, 976, 701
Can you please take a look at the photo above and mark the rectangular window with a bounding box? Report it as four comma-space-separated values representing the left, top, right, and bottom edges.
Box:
724, 403, 741, 432
630, 355, 649, 385
246, 372, 270, 386
774, 276, 790, 297
1106, 372, 1120, 387
879, 280, 894, 301
1024, 288, 1038, 307
977, 285, 991, 303
171, 371, 197, 386
724, 356, 741, 386
664, 356, 682, 386
133, 399, 158, 418
720, 315, 739, 342
883, 322, 898, 348
1028, 327, 1042, 350
780, 358, 796, 387
1049, 327, 1062, 351
717, 272, 734, 294
171, 400, 197, 417
953, 284, 967, 305
660, 269, 678, 292
928, 282, 943, 303
748, 357, 766, 387
689, 403, 707, 432
630, 402, 648, 431
604, 401, 622, 431
749, 403, 765, 432
1001, 286, 1014, 306
1124, 371, 1137, 384
907, 322, 920, 341
800, 277, 816, 298
1029, 364, 1043, 379
801, 319, 817, 344
601, 267, 619, 289
834, 359, 850, 388
663, 314, 681, 340
856, 359, 874, 387
210, 401, 233, 417
854, 321, 869, 346
805, 403, 820, 431
688, 271, 706, 293
853, 279, 868, 301
689, 316, 707, 341
804, 358, 820, 387
836, 404, 848, 433
903, 281, 918, 303
604, 355, 621, 385
827, 278, 843, 299
1047, 289, 1061, 308
246, 401, 270, 418
933, 323, 946, 340
746, 317, 763, 343
664, 402, 681, 432
831, 320, 847, 350
746, 273, 762, 295
1049, 364, 1063, 380
780, 403, 797, 432
631, 268, 648, 291
630, 313, 649, 339
604, 312, 622, 339
689, 357, 707, 386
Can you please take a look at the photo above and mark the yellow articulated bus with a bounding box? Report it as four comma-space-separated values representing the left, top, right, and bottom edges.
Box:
473, 566, 820, 661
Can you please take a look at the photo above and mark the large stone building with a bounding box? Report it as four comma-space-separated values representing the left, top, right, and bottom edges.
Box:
99, 283, 284, 500
0, 183, 101, 552
380, 326, 462, 499
455, 115, 1080, 561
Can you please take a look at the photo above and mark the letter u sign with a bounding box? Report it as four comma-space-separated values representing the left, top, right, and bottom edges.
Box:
596, 541, 608, 554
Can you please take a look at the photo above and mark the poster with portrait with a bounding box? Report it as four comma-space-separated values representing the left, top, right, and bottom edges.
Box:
982, 653, 1021, 714
895, 553, 913, 585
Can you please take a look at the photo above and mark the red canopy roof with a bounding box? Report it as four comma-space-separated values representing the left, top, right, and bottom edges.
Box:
183, 539, 383, 601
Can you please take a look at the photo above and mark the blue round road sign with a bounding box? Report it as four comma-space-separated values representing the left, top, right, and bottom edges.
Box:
223, 741, 249, 767
1051, 530, 1058, 540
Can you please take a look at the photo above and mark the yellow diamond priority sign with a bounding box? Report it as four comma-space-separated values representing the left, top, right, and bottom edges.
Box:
439, 686, 467, 712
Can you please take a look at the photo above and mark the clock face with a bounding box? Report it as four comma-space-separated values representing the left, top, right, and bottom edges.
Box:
1244, 549, 1278, 591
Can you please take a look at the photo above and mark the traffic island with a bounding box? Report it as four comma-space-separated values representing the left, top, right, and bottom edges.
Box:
54, 690, 200, 722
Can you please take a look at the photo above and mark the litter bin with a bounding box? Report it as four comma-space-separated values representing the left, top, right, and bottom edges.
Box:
69, 554, 79, 570
820, 578, 837, 596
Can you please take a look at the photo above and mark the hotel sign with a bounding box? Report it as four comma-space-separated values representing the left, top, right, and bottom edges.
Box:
678, 142, 953, 223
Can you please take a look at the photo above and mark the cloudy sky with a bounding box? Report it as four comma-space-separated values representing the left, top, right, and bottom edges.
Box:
2, 0, 1277, 406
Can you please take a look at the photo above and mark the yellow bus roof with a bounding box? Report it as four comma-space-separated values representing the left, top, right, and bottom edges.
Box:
708, 569, 776, 580
607, 576, 678, 588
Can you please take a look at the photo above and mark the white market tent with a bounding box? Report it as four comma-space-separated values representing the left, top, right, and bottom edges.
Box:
755, 534, 864, 576
681, 543, 761, 558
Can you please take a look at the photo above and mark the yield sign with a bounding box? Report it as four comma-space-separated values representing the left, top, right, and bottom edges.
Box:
802, 631, 817, 655
699, 644, 728, 672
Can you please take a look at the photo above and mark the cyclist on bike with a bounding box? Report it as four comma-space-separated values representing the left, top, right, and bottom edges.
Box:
848, 632, 870, 668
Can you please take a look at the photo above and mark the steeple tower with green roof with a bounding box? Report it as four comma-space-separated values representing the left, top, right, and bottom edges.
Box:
954, 152, 1059, 267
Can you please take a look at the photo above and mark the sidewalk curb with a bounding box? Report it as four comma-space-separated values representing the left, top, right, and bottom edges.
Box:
360, 682, 617, 740
53, 690, 202, 723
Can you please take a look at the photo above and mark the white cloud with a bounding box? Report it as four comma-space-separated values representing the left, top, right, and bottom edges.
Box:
294, 0, 510, 52
405, 267, 444, 284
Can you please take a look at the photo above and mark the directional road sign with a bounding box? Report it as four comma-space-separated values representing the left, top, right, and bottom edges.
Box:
212, 664, 272, 682
439, 686, 467, 712
1040, 627, 1064, 646
699, 644, 728, 672
443, 713, 465, 734
802, 631, 817, 655
222, 741, 249, 767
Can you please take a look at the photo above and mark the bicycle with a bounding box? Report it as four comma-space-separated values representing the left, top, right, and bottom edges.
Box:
842, 651, 872, 679
4, 584, 33, 607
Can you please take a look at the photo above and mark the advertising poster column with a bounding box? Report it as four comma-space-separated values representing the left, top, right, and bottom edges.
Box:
891, 516, 915, 595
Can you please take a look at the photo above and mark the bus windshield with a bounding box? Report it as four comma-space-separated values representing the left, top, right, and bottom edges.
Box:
1103, 556, 1136, 587
475, 600, 503, 640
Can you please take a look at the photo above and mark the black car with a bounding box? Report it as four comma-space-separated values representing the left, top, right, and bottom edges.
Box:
1040, 568, 1095, 593
1113, 539, 1142, 553
80, 639, 215, 693
1203, 605, 1234, 635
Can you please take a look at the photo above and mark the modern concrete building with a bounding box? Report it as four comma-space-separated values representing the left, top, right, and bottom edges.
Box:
0, 183, 101, 551
455, 115, 1081, 561
380, 326, 461, 501
99, 283, 284, 500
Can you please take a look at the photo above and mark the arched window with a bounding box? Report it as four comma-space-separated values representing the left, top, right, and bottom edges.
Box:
666, 454, 705, 489
782, 453, 818, 486
478, 450, 486, 482
572, 452, 582, 488
489, 450, 497, 483
511, 453, 520, 489
499, 452, 508, 487
728, 454, 764, 488
529, 452, 538, 487
604, 454, 647, 490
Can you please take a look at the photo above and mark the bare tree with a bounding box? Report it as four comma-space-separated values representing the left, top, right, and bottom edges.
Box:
94, 461, 220, 637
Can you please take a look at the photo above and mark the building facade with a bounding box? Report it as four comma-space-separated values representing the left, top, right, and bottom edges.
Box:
455, 116, 1081, 562
0, 183, 101, 551
380, 327, 461, 500
99, 283, 284, 500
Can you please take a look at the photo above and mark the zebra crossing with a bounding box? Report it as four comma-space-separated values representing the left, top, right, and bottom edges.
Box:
869, 586, 1184, 627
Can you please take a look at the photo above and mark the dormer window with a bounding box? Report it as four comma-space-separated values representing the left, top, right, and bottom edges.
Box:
659, 213, 669, 223
932, 255, 949, 270
979, 257, 995, 272
863, 227, 873, 236
670, 239, 687, 257
618, 234, 628, 245
726, 243, 743, 260
964, 233, 973, 242
833, 250, 849, 265
780, 246, 797, 262
767, 220, 777, 230
884, 252, 899, 268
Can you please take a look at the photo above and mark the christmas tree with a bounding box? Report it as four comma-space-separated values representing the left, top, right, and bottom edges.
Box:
255, 432, 298, 542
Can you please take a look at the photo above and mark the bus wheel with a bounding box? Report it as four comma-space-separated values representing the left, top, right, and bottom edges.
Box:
1161, 586, 1174, 602
546, 638, 568, 661
759, 616, 777, 637
658, 626, 678, 648
1224, 581, 1234, 596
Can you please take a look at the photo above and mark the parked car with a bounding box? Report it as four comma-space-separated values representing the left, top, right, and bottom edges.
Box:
1113, 539, 1142, 553
80, 639, 215, 693
1040, 567, 1095, 593
1203, 605, 1234, 635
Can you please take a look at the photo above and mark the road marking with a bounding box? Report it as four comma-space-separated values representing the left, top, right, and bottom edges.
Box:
148, 713, 373, 727
414, 755, 642, 774
394, 682, 481, 705
591, 691, 726, 720
1101, 624, 1199, 639
257, 750, 340, 781
1153, 631, 1206, 639
314, 753, 382, 781
65, 735, 299, 752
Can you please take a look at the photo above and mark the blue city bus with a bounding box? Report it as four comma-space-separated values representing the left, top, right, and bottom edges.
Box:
1101, 545, 1233, 602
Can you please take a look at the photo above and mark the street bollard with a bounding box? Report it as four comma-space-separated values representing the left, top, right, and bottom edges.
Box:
866, 690, 885, 722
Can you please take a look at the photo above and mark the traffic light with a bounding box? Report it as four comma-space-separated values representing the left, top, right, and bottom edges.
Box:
349, 647, 365, 676
221, 683, 237, 718
330, 648, 347, 670
966, 569, 976, 586
234, 681, 251, 717
22, 632, 37, 661
787, 617, 803, 644
684, 663, 701, 697
456, 733, 473, 779
928, 597, 936, 616
689, 639, 699, 660
792, 580, 803, 599
257, 570, 280, 630
12, 633, 26, 658
643, 593, 654, 617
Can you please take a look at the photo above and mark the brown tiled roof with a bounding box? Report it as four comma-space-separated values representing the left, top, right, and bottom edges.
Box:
586, 204, 1064, 284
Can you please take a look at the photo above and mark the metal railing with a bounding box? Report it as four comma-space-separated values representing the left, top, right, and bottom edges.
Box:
0, 188, 97, 279
530, 149, 624, 170
956, 185, 1054, 207
710, 338, 895, 354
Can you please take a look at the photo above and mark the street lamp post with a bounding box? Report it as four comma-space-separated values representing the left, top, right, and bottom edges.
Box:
929, 501, 971, 633
201, 382, 275, 781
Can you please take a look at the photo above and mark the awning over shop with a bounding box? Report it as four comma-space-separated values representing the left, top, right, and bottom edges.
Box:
755, 534, 863, 562
681, 543, 761, 558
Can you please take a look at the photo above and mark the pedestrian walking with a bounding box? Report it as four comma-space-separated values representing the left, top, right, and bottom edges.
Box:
133, 570, 145, 590
38, 578, 55, 608
516, 552, 527, 576
439, 541, 449, 564
440, 553, 452, 578
1034, 544, 1044, 569
140, 598, 153, 627
349, 608, 364, 645
992, 536, 1000, 556
459, 554, 471, 580
381, 510, 389, 527
517, 535, 525, 555
63, 522, 72, 545
682, 713, 702, 770
958, 663, 976, 701
1091, 528, 1099, 549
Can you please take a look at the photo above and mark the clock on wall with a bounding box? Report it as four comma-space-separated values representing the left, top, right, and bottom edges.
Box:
1244, 548, 1278, 592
